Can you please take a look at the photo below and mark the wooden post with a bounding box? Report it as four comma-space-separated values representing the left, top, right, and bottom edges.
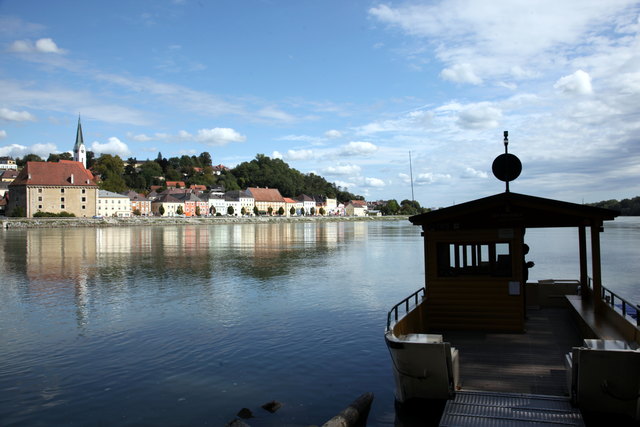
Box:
590, 222, 603, 311
578, 225, 588, 300
322, 392, 374, 427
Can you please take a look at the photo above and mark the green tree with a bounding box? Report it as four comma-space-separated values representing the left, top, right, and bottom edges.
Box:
381, 199, 400, 215
278, 206, 285, 216
16, 154, 44, 166
241, 207, 246, 216
195, 206, 201, 216
133, 208, 141, 216
9, 206, 25, 217
253, 206, 259, 216
198, 152, 212, 167
310, 207, 315, 216
227, 205, 234, 215
290, 206, 295, 216
268, 206, 273, 215
159, 205, 165, 216
176, 205, 184, 215
210, 206, 216, 215
319, 207, 325, 216
300, 207, 305, 216
47, 152, 73, 162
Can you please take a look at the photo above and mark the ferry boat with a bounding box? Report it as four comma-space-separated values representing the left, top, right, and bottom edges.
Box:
385, 133, 640, 425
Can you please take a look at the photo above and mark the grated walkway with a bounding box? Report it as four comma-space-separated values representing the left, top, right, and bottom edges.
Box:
439, 391, 585, 426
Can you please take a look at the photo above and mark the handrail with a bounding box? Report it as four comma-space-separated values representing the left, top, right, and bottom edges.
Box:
386, 287, 426, 331
586, 277, 639, 327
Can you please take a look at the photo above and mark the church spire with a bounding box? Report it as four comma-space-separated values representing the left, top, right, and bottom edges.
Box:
73, 115, 87, 168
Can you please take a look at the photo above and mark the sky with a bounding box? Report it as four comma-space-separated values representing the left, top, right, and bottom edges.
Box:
1, 0, 639, 208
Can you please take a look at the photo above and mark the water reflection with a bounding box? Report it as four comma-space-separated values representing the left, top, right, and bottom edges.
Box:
3, 222, 364, 331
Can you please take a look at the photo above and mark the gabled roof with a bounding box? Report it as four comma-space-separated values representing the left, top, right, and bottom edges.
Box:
297, 194, 314, 202
247, 187, 284, 203
172, 192, 204, 202
409, 191, 619, 230
10, 161, 97, 187
154, 194, 182, 204
122, 190, 149, 202
283, 197, 297, 204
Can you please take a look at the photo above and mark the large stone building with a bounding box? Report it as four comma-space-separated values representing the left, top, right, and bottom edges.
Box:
7, 160, 98, 217
246, 187, 285, 215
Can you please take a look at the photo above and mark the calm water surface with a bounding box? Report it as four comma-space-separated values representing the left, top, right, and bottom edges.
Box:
1, 218, 638, 426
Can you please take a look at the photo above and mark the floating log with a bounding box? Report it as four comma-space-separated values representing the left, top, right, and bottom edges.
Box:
321, 392, 374, 427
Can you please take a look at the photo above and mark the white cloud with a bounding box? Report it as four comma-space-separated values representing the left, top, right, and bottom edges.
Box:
0, 108, 36, 122
414, 172, 452, 185
129, 133, 153, 142
271, 151, 283, 159
0, 130, 6, 139
325, 129, 342, 138
10, 38, 65, 54
457, 103, 502, 129
195, 128, 246, 146
91, 137, 131, 157
554, 70, 593, 95
284, 149, 314, 161
334, 180, 356, 190
362, 177, 386, 188
339, 141, 379, 156
258, 106, 296, 123
462, 167, 489, 179
369, 1, 636, 85
322, 164, 362, 175
440, 63, 483, 85
0, 142, 58, 158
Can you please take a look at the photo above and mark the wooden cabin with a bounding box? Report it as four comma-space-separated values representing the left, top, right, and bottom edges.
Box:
409, 191, 618, 333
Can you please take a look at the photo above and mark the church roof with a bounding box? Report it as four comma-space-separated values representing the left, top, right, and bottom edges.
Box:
74, 116, 84, 150
10, 161, 97, 187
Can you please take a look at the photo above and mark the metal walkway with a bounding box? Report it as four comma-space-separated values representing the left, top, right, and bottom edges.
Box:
439, 391, 585, 426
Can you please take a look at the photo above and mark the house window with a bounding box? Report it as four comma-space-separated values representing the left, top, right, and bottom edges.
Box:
61, 197, 65, 202
38, 205, 42, 209
82, 205, 86, 210
38, 189, 42, 193
38, 196, 42, 201
82, 189, 86, 194
61, 189, 65, 193
82, 197, 86, 202
61, 204, 65, 209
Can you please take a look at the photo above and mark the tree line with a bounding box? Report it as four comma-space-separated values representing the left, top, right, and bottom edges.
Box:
13, 151, 364, 203
588, 196, 640, 216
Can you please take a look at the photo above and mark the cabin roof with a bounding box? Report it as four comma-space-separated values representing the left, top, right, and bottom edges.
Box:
410, 192, 619, 230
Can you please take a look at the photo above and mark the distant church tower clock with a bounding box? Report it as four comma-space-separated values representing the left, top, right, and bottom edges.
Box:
73, 115, 87, 168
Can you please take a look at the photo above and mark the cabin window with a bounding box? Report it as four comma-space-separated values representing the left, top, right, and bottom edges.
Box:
437, 242, 512, 277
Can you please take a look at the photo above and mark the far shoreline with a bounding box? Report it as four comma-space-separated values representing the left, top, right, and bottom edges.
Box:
1, 215, 410, 229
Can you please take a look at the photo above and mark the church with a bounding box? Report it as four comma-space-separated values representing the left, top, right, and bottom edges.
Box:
7, 118, 98, 217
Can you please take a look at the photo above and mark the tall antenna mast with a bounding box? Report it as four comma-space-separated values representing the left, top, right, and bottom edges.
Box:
409, 151, 415, 202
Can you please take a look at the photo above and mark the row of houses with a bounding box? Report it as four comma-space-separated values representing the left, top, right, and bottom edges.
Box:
1, 161, 370, 218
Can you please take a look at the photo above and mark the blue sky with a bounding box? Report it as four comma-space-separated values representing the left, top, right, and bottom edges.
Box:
1, 0, 639, 207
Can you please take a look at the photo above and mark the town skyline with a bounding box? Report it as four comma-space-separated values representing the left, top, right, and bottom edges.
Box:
1, 1, 639, 207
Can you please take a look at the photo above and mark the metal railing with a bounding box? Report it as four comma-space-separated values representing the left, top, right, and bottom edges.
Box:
587, 277, 639, 326
386, 287, 426, 331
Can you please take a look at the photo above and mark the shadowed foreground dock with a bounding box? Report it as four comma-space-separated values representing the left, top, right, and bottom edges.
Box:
444, 307, 582, 396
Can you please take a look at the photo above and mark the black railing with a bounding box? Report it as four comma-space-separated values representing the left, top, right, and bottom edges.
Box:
386, 287, 426, 331
587, 277, 639, 326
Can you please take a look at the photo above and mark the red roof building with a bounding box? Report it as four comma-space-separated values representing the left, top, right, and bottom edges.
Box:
7, 160, 98, 217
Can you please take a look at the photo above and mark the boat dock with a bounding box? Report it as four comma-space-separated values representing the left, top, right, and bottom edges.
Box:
443, 307, 581, 396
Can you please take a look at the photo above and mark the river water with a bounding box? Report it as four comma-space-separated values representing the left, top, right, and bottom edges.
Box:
1, 218, 638, 426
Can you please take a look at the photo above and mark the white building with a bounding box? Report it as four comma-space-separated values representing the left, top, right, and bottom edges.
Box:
97, 190, 131, 217
0, 157, 17, 170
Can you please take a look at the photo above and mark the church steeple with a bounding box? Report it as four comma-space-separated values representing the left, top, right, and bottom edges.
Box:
73, 115, 87, 168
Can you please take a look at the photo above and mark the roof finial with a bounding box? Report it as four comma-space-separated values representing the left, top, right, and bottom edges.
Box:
492, 130, 522, 193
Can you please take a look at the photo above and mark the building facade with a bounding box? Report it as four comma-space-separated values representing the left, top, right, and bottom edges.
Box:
7, 160, 98, 217
97, 190, 131, 217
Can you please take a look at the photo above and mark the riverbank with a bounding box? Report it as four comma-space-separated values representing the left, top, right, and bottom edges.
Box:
0, 214, 409, 229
